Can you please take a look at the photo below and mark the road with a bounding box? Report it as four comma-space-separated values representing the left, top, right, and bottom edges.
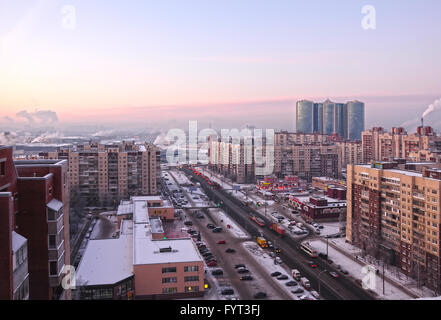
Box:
167, 169, 292, 300
184, 167, 376, 300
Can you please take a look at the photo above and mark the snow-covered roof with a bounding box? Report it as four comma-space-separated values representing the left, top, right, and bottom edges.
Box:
12, 231, 27, 252
117, 203, 133, 216
47, 198, 63, 212
76, 235, 133, 286
133, 225, 202, 265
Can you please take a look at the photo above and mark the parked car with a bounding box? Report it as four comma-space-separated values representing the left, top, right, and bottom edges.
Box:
217, 240, 226, 244
254, 292, 267, 299
212, 227, 223, 233
221, 288, 234, 295
207, 260, 217, 267
285, 281, 297, 287
240, 275, 253, 281
225, 248, 236, 253
271, 271, 281, 277
311, 290, 320, 299
234, 264, 246, 269
196, 213, 204, 219
211, 269, 223, 276
237, 268, 249, 274
291, 288, 304, 294
277, 274, 288, 280
207, 223, 215, 229
184, 221, 193, 226
340, 269, 349, 275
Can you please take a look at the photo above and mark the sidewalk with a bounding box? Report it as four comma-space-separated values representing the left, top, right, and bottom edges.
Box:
318, 237, 437, 299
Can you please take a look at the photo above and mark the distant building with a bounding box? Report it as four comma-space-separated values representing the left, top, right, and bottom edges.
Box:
290, 193, 346, 222
39, 141, 160, 206
296, 99, 365, 141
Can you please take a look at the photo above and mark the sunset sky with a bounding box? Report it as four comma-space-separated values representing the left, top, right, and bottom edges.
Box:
1, 0, 441, 130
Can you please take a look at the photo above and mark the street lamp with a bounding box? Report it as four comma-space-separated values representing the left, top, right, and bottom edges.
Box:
318, 269, 327, 299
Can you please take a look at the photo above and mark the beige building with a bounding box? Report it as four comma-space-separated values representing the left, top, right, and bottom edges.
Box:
362, 126, 441, 163
39, 141, 160, 205
336, 140, 363, 170
209, 132, 341, 183
347, 161, 441, 292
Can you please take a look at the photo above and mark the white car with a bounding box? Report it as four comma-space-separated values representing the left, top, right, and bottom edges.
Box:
310, 290, 320, 299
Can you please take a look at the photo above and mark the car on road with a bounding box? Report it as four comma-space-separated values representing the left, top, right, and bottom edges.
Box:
270, 271, 281, 277
212, 227, 223, 233
237, 268, 249, 274
291, 288, 304, 294
285, 281, 297, 287
240, 275, 253, 281
217, 240, 226, 244
298, 294, 314, 300
254, 292, 267, 299
318, 252, 328, 259
276, 274, 288, 280
308, 261, 318, 268
207, 223, 215, 229
311, 290, 320, 299
207, 261, 217, 267
184, 221, 193, 226
225, 248, 236, 253
340, 269, 349, 275
221, 288, 234, 295
329, 271, 339, 278
234, 264, 246, 269
211, 269, 223, 276
196, 213, 204, 219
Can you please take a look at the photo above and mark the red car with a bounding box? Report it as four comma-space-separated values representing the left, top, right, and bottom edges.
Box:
217, 240, 226, 244
309, 261, 318, 268
207, 261, 217, 267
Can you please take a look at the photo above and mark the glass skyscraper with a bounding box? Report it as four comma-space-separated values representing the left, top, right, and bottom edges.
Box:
346, 101, 365, 141
296, 99, 364, 141
296, 100, 314, 133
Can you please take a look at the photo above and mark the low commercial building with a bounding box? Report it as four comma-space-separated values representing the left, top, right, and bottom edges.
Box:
75, 196, 204, 300
291, 194, 347, 222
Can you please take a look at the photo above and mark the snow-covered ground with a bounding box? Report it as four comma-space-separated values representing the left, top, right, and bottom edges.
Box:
208, 208, 250, 239
328, 238, 439, 299
308, 239, 415, 300
242, 241, 317, 300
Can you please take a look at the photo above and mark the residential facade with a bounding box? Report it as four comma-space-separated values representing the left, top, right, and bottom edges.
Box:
39, 141, 161, 205
347, 161, 441, 292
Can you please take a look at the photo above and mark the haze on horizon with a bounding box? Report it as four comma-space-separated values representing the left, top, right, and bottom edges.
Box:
1, 0, 441, 133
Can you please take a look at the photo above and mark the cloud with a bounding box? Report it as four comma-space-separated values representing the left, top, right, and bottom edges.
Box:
15, 109, 58, 124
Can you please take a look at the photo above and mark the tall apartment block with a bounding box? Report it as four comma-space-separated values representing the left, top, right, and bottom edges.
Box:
39, 141, 160, 205
208, 132, 341, 183
362, 126, 441, 163
0, 145, 70, 300
296, 99, 365, 141
347, 161, 441, 292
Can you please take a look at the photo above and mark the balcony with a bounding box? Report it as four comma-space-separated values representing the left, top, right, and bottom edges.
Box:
49, 240, 65, 261
48, 214, 64, 234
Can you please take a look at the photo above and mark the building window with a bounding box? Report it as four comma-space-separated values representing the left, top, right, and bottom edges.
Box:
162, 267, 176, 274
184, 266, 199, 272
48, 235, 57, 248
49, 261, 58, 276
162, 277, 177, 283
184, 276, 199, 282
185, 286, 199, 293
162, 287, 177, 294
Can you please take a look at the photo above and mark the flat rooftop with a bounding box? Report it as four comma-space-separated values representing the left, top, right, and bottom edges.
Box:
133, 223, 202, 265
76, 235, 133, 286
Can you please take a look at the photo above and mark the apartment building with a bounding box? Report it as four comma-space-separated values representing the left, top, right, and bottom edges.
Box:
209, 132, 341, 183
347, 161, 441, 292
362, 126, 441, 163
39, 141, 160, 205
0, 145, 70, 300
336, 140, 363, 170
